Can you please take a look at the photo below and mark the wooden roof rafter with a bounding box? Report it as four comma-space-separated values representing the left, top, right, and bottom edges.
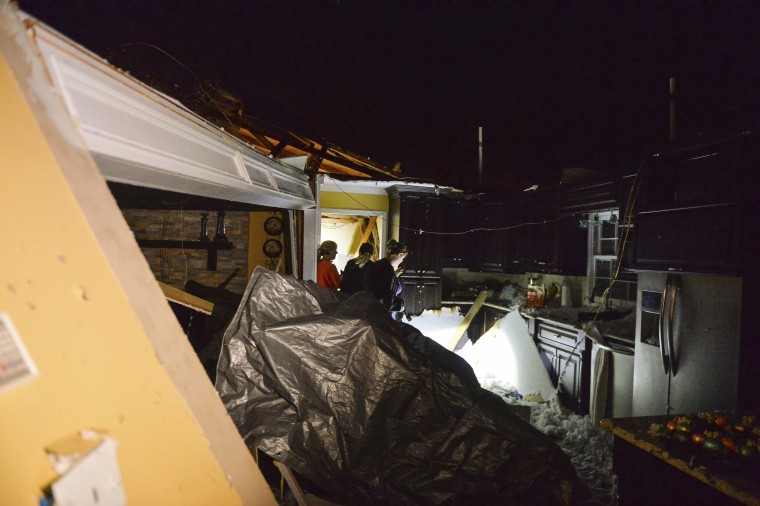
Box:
68, 35, 403, 183
227, 114, 402, 181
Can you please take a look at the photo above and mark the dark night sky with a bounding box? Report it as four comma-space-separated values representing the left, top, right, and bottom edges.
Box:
18, 1, 760, 191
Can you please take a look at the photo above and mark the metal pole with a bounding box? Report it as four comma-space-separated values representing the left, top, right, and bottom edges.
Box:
478, 126, 483, 186
669, 77, 676, 142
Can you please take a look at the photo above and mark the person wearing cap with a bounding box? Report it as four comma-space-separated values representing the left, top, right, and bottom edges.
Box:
341, 242, 375, 295
317, 240, 342, 290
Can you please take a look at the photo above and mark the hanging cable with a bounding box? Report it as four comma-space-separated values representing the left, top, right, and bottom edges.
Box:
553, 158, 649, 396
120, 42, 238, 129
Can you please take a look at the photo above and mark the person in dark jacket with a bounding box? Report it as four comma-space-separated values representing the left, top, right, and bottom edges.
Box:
369, 240, 408, 319
341, 243, 375, 295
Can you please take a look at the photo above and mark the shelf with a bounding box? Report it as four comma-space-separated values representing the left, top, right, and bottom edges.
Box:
136, 239, 233, 271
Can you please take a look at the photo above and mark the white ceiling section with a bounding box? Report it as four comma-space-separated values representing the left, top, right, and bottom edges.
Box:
26, 17, 315, 210
321, 176, 455, 195
321, 176, 460, 195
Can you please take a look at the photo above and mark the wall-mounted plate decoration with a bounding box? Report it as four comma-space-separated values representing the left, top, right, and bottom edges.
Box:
264, 216, 283, 236
263, 238, 283, 258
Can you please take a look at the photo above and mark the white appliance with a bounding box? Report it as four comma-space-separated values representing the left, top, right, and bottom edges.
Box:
590, 342, 634, 423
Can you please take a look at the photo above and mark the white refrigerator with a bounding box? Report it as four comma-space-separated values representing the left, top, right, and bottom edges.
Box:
632, 272, 742, 416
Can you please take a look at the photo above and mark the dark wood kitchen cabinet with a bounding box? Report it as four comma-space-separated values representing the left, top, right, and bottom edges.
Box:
472, 195, 531, 273
399, 273, 442, 316
388, 186, 445, 313
630, 135, 756, 275
503, 196, 529, 272
534, 320, 591, 415
473, 200, 507, 271
560, 175, 619, 214
525, 190, 560, 272
525, 190, 586, 275
440, 196, 475, 268
388, 187, 442, 274
470, 189, 586, 275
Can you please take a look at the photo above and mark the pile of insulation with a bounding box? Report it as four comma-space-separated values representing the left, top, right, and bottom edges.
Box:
216, 267, 579, 505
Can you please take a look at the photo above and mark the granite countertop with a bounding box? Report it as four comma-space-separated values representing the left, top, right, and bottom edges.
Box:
601, 415, 760, 505
441, 298, 636, 347
527, 306, 636, 343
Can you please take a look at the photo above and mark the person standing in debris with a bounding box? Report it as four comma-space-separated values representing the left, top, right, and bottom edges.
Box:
317, 240, 342, 290
369, 240, 408, 319
341, 243, 375, 295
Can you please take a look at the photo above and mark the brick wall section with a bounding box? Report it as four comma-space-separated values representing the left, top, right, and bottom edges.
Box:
122, 209, 250, 295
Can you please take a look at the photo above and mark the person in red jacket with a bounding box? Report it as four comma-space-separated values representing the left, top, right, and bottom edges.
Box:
316, 240, 342, 290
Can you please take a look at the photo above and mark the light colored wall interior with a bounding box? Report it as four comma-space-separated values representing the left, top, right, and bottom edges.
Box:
320, 190, 389, 272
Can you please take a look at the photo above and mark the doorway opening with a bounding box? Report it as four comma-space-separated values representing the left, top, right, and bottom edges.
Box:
320, 210, 387, 272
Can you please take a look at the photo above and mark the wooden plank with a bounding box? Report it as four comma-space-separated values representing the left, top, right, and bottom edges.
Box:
371, 225, 380, 257
360, 216, 377, 244
273, 461, 309, 506
350, 216, 378, 256
287, 210, 299, 276
447, 291, 489, 351
158, 281, 214, 315
322, 216, 357, 223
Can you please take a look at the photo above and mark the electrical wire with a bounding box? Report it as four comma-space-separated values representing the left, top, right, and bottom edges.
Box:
330, 173, 651, 403
328, 179, 581, 237
552, 158, 649, 395
120, 42, 238, 129
160, 209, 171, 282
180, 206, 188, 288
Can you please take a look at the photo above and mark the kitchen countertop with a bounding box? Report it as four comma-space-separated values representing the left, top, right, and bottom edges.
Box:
528, 306, 636, 347
442, 298, 636, 348
601, 415, 760, 505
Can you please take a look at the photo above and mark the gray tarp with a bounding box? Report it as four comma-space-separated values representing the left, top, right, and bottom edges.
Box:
216, 267, 578, 505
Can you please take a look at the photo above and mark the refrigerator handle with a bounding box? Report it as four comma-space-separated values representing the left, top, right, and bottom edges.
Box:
658, 279, 671, 374
667, 274, 679, 377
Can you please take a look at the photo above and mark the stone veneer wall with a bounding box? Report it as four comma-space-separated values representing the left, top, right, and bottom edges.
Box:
121, 209, 250, 295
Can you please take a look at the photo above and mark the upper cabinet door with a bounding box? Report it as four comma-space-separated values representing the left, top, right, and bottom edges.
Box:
440, 198, 474, 268
397, 193, 441, 274
630, 135, 754, 274
474, 200, 507, 272
503, 197, 528, 272
469, 189, 587, 276
525, 188, 586, 275
561, 177, 618, 214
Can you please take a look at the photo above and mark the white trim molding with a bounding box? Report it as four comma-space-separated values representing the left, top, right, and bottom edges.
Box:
28, 17, 315, 210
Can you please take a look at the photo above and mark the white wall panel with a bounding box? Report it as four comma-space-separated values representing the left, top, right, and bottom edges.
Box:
30, 23, 314, 210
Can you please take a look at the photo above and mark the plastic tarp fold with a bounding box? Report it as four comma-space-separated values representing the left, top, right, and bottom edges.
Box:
216, 267, 578, 505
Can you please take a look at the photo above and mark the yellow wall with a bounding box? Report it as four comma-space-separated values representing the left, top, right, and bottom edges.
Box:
1, 12, 274, 506
320, 191, 388, 212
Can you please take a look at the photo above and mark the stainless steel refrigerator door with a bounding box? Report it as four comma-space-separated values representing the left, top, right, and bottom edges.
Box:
668, 274, 742, 413
632, 272, 669, 416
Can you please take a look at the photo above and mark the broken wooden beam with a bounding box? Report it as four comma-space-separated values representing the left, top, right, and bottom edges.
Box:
158, 281, 214, 315
447, 290, 489, 351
